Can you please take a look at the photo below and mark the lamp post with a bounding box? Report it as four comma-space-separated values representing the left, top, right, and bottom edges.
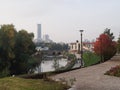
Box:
100, 38, 103, 62
79, 30, 84, 67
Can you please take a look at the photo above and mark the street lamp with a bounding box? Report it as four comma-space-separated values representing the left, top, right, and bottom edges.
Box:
79, 30, 84, 67
100, 38, 103, 62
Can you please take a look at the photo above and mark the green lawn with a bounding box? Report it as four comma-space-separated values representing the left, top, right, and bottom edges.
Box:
0, 77, 68, 90
83, 52, 100, 67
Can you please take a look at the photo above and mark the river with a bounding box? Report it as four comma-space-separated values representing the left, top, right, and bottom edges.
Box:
35, 58, 68, 73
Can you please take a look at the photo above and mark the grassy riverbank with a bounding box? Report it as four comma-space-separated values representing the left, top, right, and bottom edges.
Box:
0, 77, 68, 90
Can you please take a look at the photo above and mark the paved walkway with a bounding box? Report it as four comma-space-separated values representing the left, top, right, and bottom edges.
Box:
51, 54, 120, 90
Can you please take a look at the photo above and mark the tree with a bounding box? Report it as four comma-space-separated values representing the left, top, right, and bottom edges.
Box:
0, 24, 16, 76
0, 24, 38, 76
94, 34, 117, 61
104, 28, 114, 40
35, 42, 69, 52
117, 35, 120, 53
10, 30, 36, 75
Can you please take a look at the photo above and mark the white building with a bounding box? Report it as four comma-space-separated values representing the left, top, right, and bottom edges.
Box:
69, 41, 81, 54
69, 41, 94, 54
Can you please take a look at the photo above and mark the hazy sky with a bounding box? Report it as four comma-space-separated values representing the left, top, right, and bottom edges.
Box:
0, 0, 120, 43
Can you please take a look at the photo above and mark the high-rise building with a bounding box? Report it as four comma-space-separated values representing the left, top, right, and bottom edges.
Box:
43, 34, 53, 43
37, 24, 41, 40
36, 24, 53, 43
43, 34, 49, 41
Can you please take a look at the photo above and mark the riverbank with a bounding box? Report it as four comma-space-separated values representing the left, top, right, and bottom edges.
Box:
51, 54, 120, 90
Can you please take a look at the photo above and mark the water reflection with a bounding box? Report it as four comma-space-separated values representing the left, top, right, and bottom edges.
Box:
34, 58, 81, 73
35, 58, 68, 73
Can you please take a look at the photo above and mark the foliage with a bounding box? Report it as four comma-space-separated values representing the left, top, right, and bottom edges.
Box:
0, 77, 69, 90
10, 30, 36, 75
104, 28, 114, 40
53, 58, 60, 71
19, 73, 50, 79
94, 34, 117, 61
0, 24, 16, 76
83, 52, 101, 67
52, 52, 76, 71
58, 77, 76, 87
0, 67, 10, 78
67, 54, 76, 61
0, 24, 38, 76
59, 54, 76, 71
49, 43, 68, 51
52, 53, 77, 71
117, 36, 120, 53
105, 65, 120, 77
36, 42, 69, 52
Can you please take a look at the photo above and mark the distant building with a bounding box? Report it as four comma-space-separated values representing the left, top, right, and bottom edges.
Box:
83, 42, 94, 52
43, 34, 53, 43
35, 24, 53, 43
43, 34, 49, 41
37, 24, 41, 39
69, 41, 94, 54
69, 41, 81, 54
37, 24, 42, 42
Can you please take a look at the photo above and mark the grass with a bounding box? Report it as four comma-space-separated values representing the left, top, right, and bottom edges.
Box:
0, 77, 68, 90
83, 52, 101, 67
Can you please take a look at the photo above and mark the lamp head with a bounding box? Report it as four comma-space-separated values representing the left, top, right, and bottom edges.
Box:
79, 30, 84, 32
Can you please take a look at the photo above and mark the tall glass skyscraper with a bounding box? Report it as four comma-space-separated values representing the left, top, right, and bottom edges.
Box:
37, 24, 41, 40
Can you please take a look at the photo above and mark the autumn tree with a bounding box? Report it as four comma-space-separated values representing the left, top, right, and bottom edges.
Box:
117, 35, 120, 53
94, 34, 117, 62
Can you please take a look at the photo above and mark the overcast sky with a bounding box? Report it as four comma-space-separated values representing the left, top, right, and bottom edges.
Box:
0, 0, 120, 43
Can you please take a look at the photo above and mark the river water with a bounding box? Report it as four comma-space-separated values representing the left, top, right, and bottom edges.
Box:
35, 58, 68, 73
34, 58, 81, 73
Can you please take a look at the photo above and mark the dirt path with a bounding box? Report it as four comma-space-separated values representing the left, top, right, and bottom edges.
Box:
51, 54, 120, 90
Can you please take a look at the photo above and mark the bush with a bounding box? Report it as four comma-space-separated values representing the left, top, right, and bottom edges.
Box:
0, 67, 10, 78
83, 52, 101, 67
19, 73, 49, 79
105, 65, 120, 77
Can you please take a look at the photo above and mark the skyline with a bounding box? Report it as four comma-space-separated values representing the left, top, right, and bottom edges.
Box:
0, 0, 120, 43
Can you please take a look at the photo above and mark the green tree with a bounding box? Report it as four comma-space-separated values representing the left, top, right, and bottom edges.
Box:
0, 24, 38, 76
10, 30, 36, 75
0, 24, 16, 77
35, 42, 68, 52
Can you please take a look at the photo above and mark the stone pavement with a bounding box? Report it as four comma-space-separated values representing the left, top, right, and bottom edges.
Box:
51, 54, 120, 90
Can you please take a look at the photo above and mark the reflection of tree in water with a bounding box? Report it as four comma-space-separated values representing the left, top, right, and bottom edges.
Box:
52, 52, 61, 71
33, 50, 44, 73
